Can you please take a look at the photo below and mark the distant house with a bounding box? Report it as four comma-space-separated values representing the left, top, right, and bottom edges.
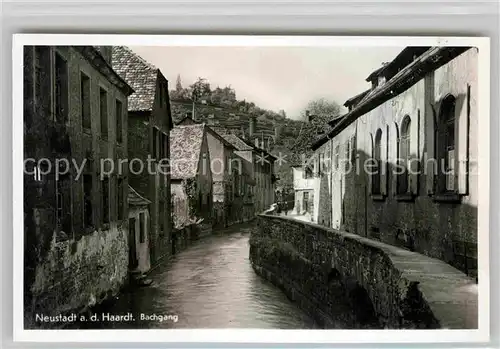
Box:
177, 118, 243, 227
170, 124, 213, 229
217, 131, 256, 222
291, 164, 315, 218
112, 46, 173, 264
128, 185, 151, 274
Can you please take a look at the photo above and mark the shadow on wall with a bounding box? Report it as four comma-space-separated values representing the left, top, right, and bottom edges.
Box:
336, 147, 478, 278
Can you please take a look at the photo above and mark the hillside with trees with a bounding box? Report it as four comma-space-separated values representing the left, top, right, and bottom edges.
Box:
169, 75, 342, 197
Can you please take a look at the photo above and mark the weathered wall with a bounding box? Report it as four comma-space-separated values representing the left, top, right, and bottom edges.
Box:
313, 48, 478, 277
28, 225, 128, 328
250, 215, 477, 329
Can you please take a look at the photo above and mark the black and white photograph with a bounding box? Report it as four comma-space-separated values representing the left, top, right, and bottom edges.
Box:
13, 35, 490, 343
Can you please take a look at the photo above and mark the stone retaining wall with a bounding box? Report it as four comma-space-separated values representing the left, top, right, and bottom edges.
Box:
249, 214, 477, 329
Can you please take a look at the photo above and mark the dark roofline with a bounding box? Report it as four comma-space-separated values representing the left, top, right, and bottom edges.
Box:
312, 46, 471, 151
206, 125, 237, 150
343, 89, 371, 107
365, 65, 386, 82
75, 46, 134, 96
224, 135, 253, 151
366, 46, 432, 82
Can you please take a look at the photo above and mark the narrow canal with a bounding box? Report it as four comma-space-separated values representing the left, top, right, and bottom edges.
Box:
86, 222, 317, 329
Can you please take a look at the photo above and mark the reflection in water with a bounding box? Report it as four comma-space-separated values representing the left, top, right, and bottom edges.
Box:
85, 223, 317, 329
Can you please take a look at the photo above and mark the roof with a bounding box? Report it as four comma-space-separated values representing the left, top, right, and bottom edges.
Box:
74, 47, 134, 96
220, 133, 254, 151
312, 46, 470, 151
366, 46, 431, 82
128, 185, 151, 206
206, 126, 236, 150
111, 46, 159, 112
170, 124, 205, 179
343, 89, 371, 107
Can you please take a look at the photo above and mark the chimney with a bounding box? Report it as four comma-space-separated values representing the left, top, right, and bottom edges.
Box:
95, 46, 113, 66
249, 116, 256, 137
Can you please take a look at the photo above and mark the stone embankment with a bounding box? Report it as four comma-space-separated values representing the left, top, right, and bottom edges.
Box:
249, 214, 478, 329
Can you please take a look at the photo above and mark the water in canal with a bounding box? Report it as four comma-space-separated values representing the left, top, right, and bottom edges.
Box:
86, 222, 317, 329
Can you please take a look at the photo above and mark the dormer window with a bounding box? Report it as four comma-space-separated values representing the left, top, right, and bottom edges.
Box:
378, 75, 386, 86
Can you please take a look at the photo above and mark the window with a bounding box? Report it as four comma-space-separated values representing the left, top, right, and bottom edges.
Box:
117, 177, 124, 221
437, 95, 456, 193
83, 174, 93, 228
34, 47, 50, 120
344, 140, 350, 171
334, 145, 339, 170
116, 100, 122, 143
350, 136, 356, 164
102, 177, 110, 224
56, 172, 72, 234
54, 53, 68, 124
160, 132, 166, 160
398, 116, 411, 194
139, 212, 145, 243
372, 129, 382, 195
100, 88, 108, 139
152, 128, 158, 159
304, 166, 313, 179
56, 180, 64, 225
159, 200, 165, 234
81, 73, 91, 130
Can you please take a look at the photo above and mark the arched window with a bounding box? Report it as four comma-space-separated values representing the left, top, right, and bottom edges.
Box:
398, 116, 411, 194
372, 129, 382, 195
437, 95, 456, 193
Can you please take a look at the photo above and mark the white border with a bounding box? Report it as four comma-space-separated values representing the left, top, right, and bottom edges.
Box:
12, 34, 491, 344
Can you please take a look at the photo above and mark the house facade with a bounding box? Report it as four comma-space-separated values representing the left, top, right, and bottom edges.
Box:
291, 165, 315, 218
251, 140, 277, 214
311, 46, 478, 277
112, 46, 173, 264
218, 132, 257, 223
177, 118, 241, 227
170, 124, 213, 229
23, 46, 134, 322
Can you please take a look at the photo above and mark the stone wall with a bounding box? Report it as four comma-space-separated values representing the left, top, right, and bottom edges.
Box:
250, 215, 477, 329
27, 224, 129, 328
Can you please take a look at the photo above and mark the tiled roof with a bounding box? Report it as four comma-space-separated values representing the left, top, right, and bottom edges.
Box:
170, 124, 205, 179
128, 185, 151, 206
111, 46, 158, 112
220, 133, 253, 151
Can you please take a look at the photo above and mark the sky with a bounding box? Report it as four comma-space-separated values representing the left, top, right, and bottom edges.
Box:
130, 45, 405, 120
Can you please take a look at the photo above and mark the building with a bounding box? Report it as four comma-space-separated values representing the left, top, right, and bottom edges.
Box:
127, 185, 152, 275
250, 140, 277, 214
111, 46, 173, 264
177, 117, 246, 227
290, 164, 315, 218
23, 46, 134, 322
311, 46, 478, 277
170, 124, 213, 229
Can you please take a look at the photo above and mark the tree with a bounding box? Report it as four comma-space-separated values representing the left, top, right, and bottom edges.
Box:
290, 98, 342, 153
190, 77, 211, 101
303, 98, 341, 123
